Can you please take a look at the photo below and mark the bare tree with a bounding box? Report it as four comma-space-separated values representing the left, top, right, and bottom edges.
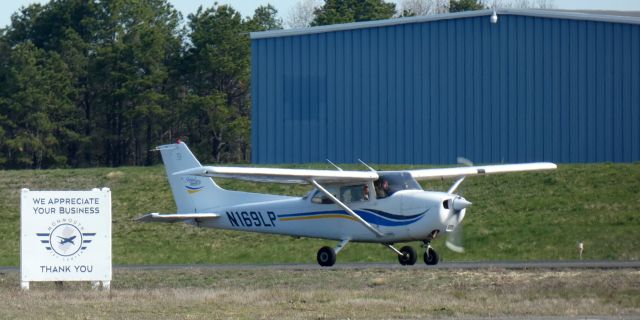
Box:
398, 0, 449, 16
287, 0, 322, 28
484, 0, 556, 9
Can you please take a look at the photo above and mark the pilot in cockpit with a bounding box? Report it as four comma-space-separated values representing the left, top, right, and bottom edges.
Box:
375, 179, 390, 198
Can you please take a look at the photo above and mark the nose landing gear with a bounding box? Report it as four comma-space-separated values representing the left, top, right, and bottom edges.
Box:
422, 242, 439, 265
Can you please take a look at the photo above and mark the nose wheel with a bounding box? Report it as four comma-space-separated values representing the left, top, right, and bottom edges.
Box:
423, 244, 439, 265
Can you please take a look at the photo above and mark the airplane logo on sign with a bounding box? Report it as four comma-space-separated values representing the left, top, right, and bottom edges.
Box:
37, 223, 96, 257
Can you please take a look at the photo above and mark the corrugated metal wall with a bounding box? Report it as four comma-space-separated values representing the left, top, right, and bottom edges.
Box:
251, 13, 640, 164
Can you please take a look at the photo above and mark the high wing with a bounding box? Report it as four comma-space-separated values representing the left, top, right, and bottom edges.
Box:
408, 162, 557, 181
173, 166, 379, 184
137, 213, 220, 223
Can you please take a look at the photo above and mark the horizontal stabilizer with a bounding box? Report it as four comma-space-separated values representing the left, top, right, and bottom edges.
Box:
136, 212, 220, 223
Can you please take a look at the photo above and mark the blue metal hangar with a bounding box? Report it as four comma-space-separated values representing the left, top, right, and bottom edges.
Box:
250, 10, 640, 164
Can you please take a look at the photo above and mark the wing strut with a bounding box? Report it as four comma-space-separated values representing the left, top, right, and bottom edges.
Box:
309, 179, 384, 237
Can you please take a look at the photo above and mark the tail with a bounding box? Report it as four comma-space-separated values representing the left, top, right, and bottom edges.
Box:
156, 141, 224, 213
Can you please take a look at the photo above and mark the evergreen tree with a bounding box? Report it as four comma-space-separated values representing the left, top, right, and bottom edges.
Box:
311, 0, 396, 26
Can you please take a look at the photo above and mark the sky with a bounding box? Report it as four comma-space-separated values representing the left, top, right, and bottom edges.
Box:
2, 0, 640, 28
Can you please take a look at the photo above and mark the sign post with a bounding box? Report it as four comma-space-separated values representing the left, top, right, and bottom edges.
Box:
20, 188, 112, 290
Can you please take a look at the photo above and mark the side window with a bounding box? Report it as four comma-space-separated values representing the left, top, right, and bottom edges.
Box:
311, 187, 337, 204
340, 184, 369, 203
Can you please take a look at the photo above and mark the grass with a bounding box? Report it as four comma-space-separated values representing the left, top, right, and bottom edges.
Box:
0, 162, 639, 266
0, 268, 638, 319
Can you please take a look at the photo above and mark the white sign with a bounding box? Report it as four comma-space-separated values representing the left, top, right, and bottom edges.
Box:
21, 188, 112, 289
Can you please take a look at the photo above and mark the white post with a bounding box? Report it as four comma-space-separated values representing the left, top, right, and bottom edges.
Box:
21, 281, 29, 290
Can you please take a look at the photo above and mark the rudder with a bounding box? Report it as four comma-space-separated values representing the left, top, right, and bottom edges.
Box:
156, 141, 224, 213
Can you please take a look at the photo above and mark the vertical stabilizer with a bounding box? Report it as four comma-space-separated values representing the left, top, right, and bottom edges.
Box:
157, 141, 223, 213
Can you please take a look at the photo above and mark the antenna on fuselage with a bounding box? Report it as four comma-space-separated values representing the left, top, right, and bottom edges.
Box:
326, 159, 343, 171
357, 159, 377, 172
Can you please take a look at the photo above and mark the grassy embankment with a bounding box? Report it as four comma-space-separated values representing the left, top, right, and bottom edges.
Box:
0, 163, 638, 265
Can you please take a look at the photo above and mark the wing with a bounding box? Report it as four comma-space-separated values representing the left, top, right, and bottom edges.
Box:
173, 166, 379, 184
137, 212, 220, 223
409, 162, 557, 181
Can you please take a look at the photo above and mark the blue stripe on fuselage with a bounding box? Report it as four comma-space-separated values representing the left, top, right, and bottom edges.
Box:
277, 208, 427, 227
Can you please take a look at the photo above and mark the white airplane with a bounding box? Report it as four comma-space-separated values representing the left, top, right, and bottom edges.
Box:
138, 141, 556, 267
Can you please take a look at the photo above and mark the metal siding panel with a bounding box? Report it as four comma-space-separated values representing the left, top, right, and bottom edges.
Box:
502, 15, 510, 162
343, 31, 353, 163
299, 36, 310, 163
560, 19, 571, 163
283, 37, 293, 162
391, 25, 399, 163
380, 27, 390, 163
326, 33, 336, 161
274, 38, 284, 163
352, 30, 363, 162
525, 17, 534, 161
412, 23, 422, 164
361, 29, 370, 162
433, 21, 442, 164
291, 37, 302, 163
470, 17, 480, 161
620, 25, 630, 162
612, 24, 623, 162
376, 28, 385, 163
575, 21, 587, 162
419, 23, 429, 163
452, 19, 460, 163
309, 34, 319, 163
335, 32, 345, 162
258, 40, 269, 163
318, 33, 328, 162
404, 24, 414, 164
533, 18, 544, 161
631, 25, 640, 161
444, 20, 453, 164
594, 22, 605, 162
585, 21, 596, 162
603, 22, 614, 162
369, 28, 379, 163
251, 41, 258, 163
461, 18, 470, 161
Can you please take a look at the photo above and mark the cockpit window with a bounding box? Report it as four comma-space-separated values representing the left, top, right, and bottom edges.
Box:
374, 172, 422, 198
311, 184, 370, 204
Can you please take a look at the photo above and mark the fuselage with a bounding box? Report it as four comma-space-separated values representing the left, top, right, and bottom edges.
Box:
193, 188, 461, 243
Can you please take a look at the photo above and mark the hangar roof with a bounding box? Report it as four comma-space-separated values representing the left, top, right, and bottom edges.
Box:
250, 9, 640, 39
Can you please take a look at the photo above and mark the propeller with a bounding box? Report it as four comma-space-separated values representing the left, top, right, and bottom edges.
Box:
445, 157, 473, 253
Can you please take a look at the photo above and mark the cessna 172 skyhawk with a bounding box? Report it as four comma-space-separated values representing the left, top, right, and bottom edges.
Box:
138, 141, 556, 266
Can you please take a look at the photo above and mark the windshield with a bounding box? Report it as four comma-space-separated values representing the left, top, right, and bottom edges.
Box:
374, 172, 422, 198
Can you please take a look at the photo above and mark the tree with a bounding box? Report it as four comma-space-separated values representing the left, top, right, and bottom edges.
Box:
485, 0, 555, 9
399, 0, 448, 16
0, 42, 79, 168
181, 4, 252, 162
248, 4, 283, 31
311, 0, 396, 26
449, 0, 486, 12
287, 0, 322, 28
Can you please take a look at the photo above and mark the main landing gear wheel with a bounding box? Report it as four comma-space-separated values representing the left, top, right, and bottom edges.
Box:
398, 246, 417, 266
424, 247, 439, 265
317, 246, 336, 267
